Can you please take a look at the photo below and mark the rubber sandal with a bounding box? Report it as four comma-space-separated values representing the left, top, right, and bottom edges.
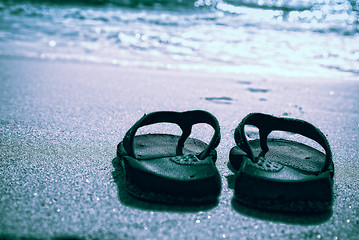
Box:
117, 110, 222, 204
229, 113, 334, 213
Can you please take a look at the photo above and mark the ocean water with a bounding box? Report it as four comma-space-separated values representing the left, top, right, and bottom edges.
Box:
0, 0, 358, 79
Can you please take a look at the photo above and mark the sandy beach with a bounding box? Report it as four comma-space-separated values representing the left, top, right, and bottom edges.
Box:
0, 56, 359, 239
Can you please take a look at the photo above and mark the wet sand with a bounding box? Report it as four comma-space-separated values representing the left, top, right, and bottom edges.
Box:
0, 56, 358, 239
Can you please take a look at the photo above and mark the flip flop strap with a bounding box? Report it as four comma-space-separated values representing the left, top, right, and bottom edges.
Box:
123, 110, 221, 160
234, 113, 333, 175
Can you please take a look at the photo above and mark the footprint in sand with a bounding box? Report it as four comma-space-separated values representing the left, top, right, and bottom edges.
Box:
247, 88, 270, 93
204, 97, 233, 105
236, 80, 252, 85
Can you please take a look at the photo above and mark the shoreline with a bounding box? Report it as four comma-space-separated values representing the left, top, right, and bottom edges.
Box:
1, 54, 358, 84
1, 56, 358, 239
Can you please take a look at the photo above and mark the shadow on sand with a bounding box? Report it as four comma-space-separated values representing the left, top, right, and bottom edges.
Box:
111, 157, 218, 213
226, 174, 333, 225
231, 199, 332, 225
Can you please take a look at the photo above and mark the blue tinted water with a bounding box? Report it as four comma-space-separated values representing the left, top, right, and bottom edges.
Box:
0, 0, 358, 79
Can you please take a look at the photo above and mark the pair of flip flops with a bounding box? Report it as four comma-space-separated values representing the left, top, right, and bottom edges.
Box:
116, 110, 334, 213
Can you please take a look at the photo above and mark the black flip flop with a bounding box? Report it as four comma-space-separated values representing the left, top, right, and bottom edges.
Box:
117, 110, 222, 204
229, 113, 334, 213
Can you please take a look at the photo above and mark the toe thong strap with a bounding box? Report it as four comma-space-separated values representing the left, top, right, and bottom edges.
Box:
122, 110, 221, 160
234, 113, 334, 176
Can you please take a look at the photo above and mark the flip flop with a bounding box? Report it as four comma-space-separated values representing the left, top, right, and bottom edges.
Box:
117, 110, 222, 204
229, 113, 334, 212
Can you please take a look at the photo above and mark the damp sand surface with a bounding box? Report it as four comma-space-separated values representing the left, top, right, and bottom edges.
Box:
0, 57, 359, 239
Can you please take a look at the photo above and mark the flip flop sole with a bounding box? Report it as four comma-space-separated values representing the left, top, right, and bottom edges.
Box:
230, 139, 325, 172
118, 134, 222, 204
231, 139, 333, 213
123, 161, 221, 204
